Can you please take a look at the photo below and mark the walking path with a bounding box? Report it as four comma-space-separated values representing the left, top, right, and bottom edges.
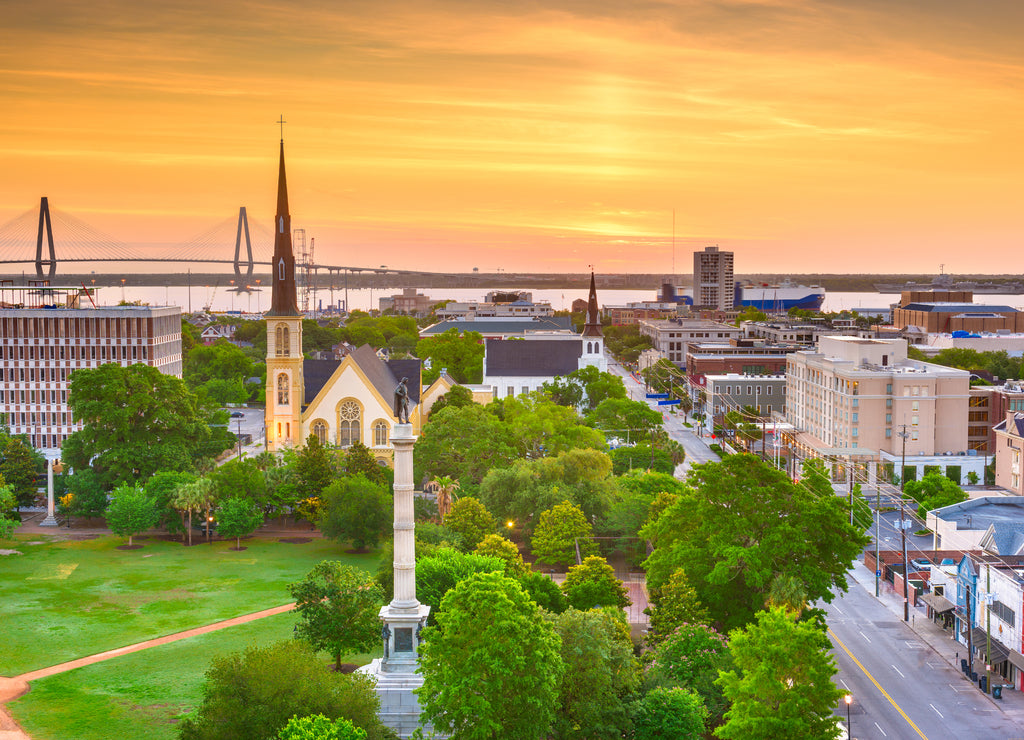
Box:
0, 602, 297, 739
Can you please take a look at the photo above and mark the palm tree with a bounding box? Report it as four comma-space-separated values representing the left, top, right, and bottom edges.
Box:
173, 478, 216, 546
433, 476, 460, 523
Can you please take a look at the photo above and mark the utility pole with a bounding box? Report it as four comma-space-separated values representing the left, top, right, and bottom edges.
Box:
987, 563, 992, 693
875, 479, 881, 598
898, 425, 910, 622
967, 580, 975, 680
848, 459, 854, 526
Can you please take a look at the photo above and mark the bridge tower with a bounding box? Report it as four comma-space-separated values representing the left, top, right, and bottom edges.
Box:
36, 197, 57, 279
233, 207, 255, 284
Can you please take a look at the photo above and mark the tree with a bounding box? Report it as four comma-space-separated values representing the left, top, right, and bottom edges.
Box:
414, 405, 518, 491
318, 475, 391, 550
433, 475, 460, 523
631, 687, 708, 740
428, 384, 475, 417
417, 571, 564, 740
173, 477, 216, 546
474, 534, 528, 577
518, 571, 568, 613
608, 444, 675, 476
66, 468, 110, 520
415, 328, 485, 384
904, 470, 969, 518
289, 561, 384, 671
295, 434, 337, 499
531, 501, 599, 567
105, 483, 159, 547
584, 397, 661, 445
643, 621, 730, 722
602, 471, 684, 560
0, 484, 17, 541
342, 442, 390, 487
545, 608, 639, 740
642, 454, 869, 632
561, 555, 630, 611
416, 547, 505, 614
502, 394, 607, 459
144, 470, 197, 535
645, 568, 710, 646
277, 714, 366, 740
441, 497, 495, 550
178, 640, 388, 740
64, 363, 231, 488
209, 458, 268, 509
218, 496, 265, 549
0, 435, 43, 507
715, 607, 844, 740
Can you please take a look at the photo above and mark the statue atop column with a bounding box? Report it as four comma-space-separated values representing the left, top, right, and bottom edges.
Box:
394, 377, 410, 424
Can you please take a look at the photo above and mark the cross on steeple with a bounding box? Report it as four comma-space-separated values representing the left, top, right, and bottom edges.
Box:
277, 115, 287, 141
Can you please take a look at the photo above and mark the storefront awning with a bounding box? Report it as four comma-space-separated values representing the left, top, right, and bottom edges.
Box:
920, 592, 955, 613
970, 628, 1010, 664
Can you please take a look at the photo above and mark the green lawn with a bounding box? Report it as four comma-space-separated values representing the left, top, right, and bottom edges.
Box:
9, 611, 380, 740
0, 534, 380, 675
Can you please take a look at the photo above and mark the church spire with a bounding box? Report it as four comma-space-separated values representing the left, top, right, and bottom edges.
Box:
267, 140, 299, 317
582, 269, 603, 337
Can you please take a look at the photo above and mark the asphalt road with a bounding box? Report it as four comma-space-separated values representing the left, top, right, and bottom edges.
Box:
824, 582, 1024, 740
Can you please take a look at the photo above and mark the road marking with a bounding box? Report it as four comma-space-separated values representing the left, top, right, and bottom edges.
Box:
892, 664, 905, 678
929, 704, 943, 718
859, 630, 872, 643
875, 722, 888, 736
834, 605, 845, 615
828, 629, 929, 740
840, 679, 850, 691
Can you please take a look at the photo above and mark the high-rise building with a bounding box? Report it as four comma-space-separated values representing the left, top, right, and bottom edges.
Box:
693, 246, 734, 311
0, 285, 181, 456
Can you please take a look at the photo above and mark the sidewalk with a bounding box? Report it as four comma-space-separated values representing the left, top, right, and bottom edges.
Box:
846, 559, 1024, 727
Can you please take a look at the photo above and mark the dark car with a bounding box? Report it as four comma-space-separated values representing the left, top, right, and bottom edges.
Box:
229, 411, 245, 418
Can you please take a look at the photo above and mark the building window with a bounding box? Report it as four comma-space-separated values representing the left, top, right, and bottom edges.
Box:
374, 421, 388, 447
312, 420, 327, 445
277, 373, 289, 404
338, 401, 361, 447
886, 428, 892, 438
275, 324, 290, 357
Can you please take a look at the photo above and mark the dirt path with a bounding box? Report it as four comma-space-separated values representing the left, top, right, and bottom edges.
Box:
0, 602, 297, 739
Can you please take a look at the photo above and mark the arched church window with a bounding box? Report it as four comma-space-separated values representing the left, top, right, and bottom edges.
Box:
338, 400, 361, 447
277, 373, 289, 405
374, 420, 389, 447
312, 420, 327, 445
275, 324, 290, 357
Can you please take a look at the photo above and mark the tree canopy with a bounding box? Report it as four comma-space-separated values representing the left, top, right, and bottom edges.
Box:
105, 483, 159, 547
318, 475, 392, 550
531, 500, 599, 567
415, 328, 485, 384
904, 470, 969, 519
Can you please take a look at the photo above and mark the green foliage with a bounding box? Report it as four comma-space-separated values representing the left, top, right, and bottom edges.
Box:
288, 561, 384, 671
542, 367, 626, 412
603, 324, 653, 364
642, 454, 869, 633
545, 608, 639, 740
531, 500, 599, 567
417, 571, 564, 740
904, 470, 969, 519
144, 470, 197, 533
217, 496, 265, 549
0, 434, 44, 507
415, 328, 485, 384
277, 714, 367, 740
209, 458, 268, 507
735, 306, 768, 325
295, 435, 338, 500
608, 444, 676, 475
929, 347, 1023, 380
441, 497, 495, 550
518, 571, 569, 613
644, 621, 730, 722
502, 393, 607, 459
428, 385, 475, 417
173, 477, 217, 547
715, 608, 844, 740
474, 534, 528, 577
631, 686, 709, 740
585, 397, 661, 444
645, 568, 711, 646
416, 547, 505, 617
177, 640, 388, 740
184, 339, 260, 403
66, 468, 110, 519
562, 555, 629, 610
64, 363, 231, 488
105, 483, 159, 546
319, 475, 392, 550
0, 484, 17, 541
342, 442, 390, 487
414, 405, 518, 490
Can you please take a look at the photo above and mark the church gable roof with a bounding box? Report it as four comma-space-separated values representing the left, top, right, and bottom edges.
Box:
303, 345, 423, 409
485, 338, 581, 377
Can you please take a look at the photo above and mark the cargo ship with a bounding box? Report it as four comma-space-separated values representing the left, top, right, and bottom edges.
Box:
658, 281, 825, 311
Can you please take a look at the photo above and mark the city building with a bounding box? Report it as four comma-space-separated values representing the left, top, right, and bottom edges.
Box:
704, 373, 787, 420
420, 315, 572, 340
378, 288, 434, 316
481, 272, 606, 399
638, 318, 741, 367
966, 382, 1024, 455
435, 291, 554, 320
892, 289, 1024, 333
692, 246, 734, 311
0, 284, 182, 457
605, 302, 682, 326
685, 340, 798, 384
994, 412, 1024, 495
785, 336, 982, 482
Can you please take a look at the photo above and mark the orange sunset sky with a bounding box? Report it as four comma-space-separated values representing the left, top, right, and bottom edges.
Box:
2, 0, 1023, 275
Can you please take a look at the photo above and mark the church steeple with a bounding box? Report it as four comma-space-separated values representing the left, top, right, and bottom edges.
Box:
582, 269, 603, 337
267, 140, 299, 317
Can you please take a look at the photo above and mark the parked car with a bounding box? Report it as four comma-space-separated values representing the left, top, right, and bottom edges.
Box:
230, 411, 245, 418
910, 558, 931, 571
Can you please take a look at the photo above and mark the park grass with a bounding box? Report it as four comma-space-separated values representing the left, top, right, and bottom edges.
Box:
9, 611, 380, 740
0, 534, 380, 676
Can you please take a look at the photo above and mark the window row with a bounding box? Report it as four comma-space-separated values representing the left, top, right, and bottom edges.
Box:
0, 344, 147, 361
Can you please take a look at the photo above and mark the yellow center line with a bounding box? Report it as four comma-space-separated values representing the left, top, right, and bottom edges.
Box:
829, 628, 929, 740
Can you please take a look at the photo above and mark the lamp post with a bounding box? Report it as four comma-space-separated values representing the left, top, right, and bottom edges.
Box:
898, 424, 910, 622
844, 694, 852, 736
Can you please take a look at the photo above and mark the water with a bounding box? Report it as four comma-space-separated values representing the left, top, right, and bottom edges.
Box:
110, 284, 1024, 316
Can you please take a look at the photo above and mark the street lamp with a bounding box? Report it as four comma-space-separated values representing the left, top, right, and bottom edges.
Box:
844, 694, 852, 737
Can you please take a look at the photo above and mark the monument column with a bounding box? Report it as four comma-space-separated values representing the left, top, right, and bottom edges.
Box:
40, 458, 58, 527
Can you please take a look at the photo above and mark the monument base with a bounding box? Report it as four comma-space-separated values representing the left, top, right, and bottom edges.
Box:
358, 659, 432, 739
39, 515, 59, 527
